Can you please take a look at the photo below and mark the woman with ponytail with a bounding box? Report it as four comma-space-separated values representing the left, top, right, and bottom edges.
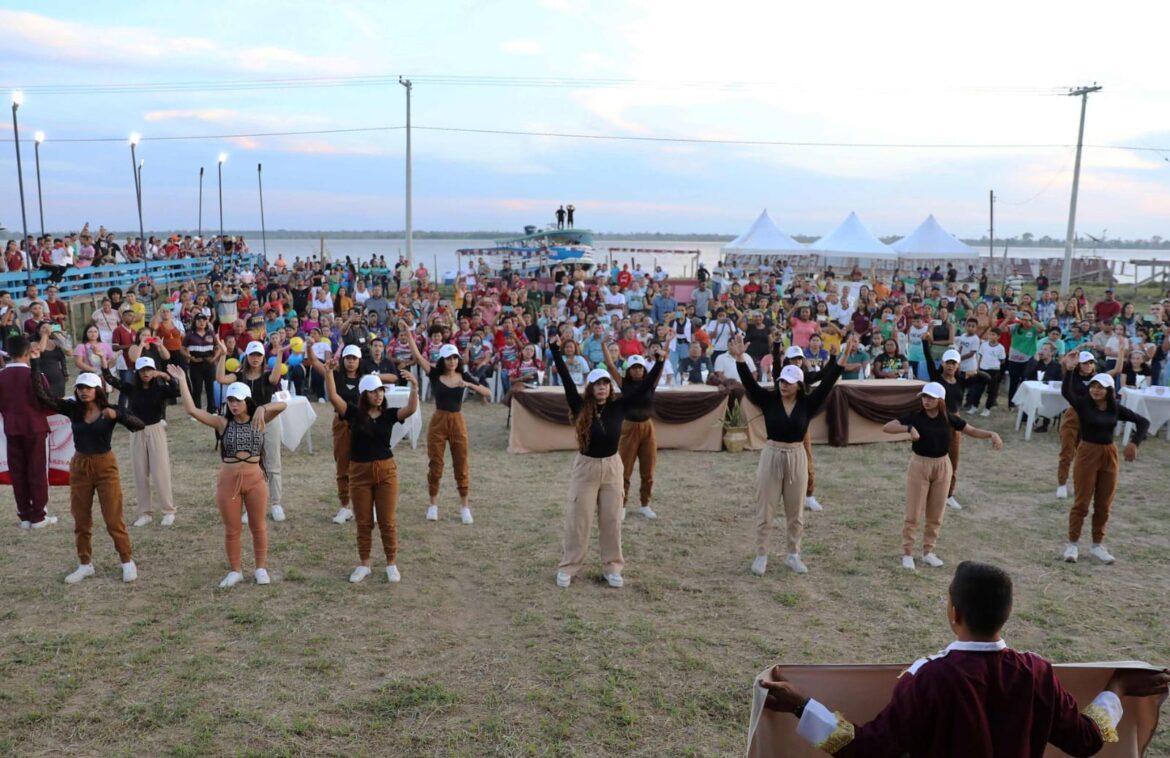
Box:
168, 364, 286, 588
550, 334, 662, 589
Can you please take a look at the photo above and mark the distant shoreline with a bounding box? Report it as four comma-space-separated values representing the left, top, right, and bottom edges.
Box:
66, 229, 1170, 250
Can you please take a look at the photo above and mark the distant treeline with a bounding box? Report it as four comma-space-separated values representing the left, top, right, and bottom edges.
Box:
71, 229, 1170, 250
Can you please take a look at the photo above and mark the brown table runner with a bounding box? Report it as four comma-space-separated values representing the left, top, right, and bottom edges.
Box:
824, 382, 924, 447
506, 385, 730, 425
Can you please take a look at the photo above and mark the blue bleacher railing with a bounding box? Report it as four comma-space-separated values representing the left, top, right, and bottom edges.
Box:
0, 254, 266, 299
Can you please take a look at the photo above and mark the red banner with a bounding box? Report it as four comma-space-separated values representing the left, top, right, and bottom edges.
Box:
0, 414, 74, 486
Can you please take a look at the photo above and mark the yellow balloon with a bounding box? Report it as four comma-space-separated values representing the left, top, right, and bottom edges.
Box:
225, 358, 241, 373
280, 363, 289, 376
290, 337, 305, 353
319, 337, 332, 349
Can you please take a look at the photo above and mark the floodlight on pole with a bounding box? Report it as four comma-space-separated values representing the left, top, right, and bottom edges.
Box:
33, 131, 45, 237
11, 90, 31, 283
129, 134, 146, 275
217, 153, 227, 245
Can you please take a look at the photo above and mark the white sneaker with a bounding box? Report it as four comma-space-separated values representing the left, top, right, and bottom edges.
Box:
349, 566, 371, 583
1090, 544, 1116, 564
460, 507, 474, 525
333, 507, 354, 524
901, 555, 916, 570
921, 552, 944, 568
785, 554, 808, 574
965, 406, 978, 414
270, 505, 286, 522
556, 571, 572, 588
218, 571, 243, 588
122, 561, 138, 582
241, 510, 249, 525
604, 572, 624, 588
804, 496, 823, 512
979, 408, 991, 417
317, 397, 326, 404
31, 516, 58, 529
254, 568, 271, 585
1056, 485, 1068, 499
65, 564, 95, 584
621, 507, 628, 522
946, 497, 962, 511
386, 565, 401, 582
425, 505, 439, 521
751, 555, 768, 576
160, 513, 175, 526
133, 515, 153, 527
1062, 543, 1079, 563
638, 506, 657, 519
19, 520, 31, 529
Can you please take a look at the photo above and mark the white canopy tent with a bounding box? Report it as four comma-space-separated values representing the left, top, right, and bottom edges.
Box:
891, 214, 976, 259
808, 212, 897, 260
722, 209, 807, 256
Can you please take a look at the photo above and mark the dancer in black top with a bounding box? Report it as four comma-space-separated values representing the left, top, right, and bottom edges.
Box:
731, 334, 841, 575
602, 344, 667, 521
883, 382, 1002, 571
550, 334, 662, 588
403, 325, 491, 525
1058, 350, 1149, 565
923, 342, 971, 511
325, 363, 418, 584
37, 372, 144, 584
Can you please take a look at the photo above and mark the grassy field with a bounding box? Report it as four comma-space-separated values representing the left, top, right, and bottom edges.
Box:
1, 398, 1167, 756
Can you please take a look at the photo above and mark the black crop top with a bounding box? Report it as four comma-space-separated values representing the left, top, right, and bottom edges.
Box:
429, 368, 480, 413
333, 370, 362, 414
45, 399, 145, 454
343, 402, 396, 462
1061, 372, 1148, 446
552, 345, 662, 458
622, 367, 660, 423
897, 410, 967, 458
925, 359, 970, 414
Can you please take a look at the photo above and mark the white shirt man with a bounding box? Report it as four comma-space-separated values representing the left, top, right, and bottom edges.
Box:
704, 315, 740, 354
955, 331, 981, 373
714, 350, 754, 381
977, 339, 1005, 371
603, 288, 626, 320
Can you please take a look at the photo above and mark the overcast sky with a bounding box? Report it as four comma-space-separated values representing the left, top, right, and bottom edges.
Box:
3, 0, 1170, 239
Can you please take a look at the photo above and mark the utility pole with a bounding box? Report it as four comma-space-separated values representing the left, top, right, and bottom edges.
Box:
399, 76, 413, 267
198, 166, 204, 241
988, 190, 994, 276
1060, 83, 1102, 295
257, 163, 268, 260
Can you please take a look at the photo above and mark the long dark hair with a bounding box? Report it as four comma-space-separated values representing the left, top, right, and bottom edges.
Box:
74, 385, 111, 408
572, 381, 605, 451
215, 395, 266, 472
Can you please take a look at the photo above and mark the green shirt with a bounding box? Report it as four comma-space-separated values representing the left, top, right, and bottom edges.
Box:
1009, 324, 1043, 360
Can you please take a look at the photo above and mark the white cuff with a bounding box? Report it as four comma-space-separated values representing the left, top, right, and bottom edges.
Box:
1089, 690, 1123, 729
796, 698, 838, 745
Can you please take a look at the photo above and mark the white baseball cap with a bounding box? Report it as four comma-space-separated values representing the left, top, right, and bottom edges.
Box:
225, 382, 252, 400
244, 341, 266, 356
75, 372, 102, 388
1090, 373, 1114, 389
784, 346, 804, 360
358, 374, 384, 394
586, 368, 611, 385
1078, 351, 1096, 364
942, 349, 961, 364
920, 382, 947, 399
438, 344, 460, 359
778, 365, 804, 385
626, 355, 650, 370
341, 344, 362, 359
134, 357, 155, 371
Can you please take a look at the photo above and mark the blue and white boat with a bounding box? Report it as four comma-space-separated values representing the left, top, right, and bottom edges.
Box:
456, 226, 595, 277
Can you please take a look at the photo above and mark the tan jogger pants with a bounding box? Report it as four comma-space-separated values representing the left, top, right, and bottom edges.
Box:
619, 419, 657, 506
755, 440, 808, 556
903, 453, 952, 555
1057, 408, 1080, 486
332, 416, 351, 507
1069, 441, 1118, 544
947, 430, 961, 498
559, 453, 624, 577
263, 415, 283, 508
802, 432, 815, 497
130, 421, 174, 515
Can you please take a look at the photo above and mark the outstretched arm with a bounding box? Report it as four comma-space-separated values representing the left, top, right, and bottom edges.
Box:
322, 359, 348, 415
167, 364, 225, 430
401, 321, 432, 373
396, 372, 419, 421
729, 334, 770, 409
549, 338, 582, 414
602, 341, 622, 385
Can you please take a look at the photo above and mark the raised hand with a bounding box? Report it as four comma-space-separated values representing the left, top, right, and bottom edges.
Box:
727, 333, 746, 358
1123, 442, 1138, 462
401, 371, 418, 386
989, 432, 1004, 451
324, 357, 338, 372
166, 364, 186, 382
102, 407, 119, 420
909, 426, 921, 442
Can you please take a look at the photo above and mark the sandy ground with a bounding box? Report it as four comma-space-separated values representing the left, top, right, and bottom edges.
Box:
1, 397, 1167, 756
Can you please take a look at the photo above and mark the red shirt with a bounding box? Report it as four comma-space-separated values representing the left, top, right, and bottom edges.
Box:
617, 338, 644, 357
617, 270, 633, 289
112, 325, 135, 367
1093, 299, 1121, 324
6, 251, 24, 271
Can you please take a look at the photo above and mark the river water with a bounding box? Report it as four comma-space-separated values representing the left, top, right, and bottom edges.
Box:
257, 237, 1167, 286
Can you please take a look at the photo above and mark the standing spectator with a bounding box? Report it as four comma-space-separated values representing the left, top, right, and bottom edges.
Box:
1093, 288, 1122, 324
0, 336, 57, 528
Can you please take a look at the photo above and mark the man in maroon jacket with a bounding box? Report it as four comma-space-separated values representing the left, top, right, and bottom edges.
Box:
0, 335, 57, 528
758, 561, 1170, 756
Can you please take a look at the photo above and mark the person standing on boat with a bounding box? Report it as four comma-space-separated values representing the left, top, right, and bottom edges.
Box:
556, 206, 566, 230
566, 204, 576, 228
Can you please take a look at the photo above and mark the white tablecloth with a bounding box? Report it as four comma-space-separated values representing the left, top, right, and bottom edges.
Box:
1120, 386, 1170, 445
279, 396, 318, 452
1011, 380, 1069, 440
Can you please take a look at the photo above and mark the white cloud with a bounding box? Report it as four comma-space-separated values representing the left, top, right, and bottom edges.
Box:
500, 39, 543, 56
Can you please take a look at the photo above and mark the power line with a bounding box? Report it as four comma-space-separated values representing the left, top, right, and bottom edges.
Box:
2, 122, 1167, 153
